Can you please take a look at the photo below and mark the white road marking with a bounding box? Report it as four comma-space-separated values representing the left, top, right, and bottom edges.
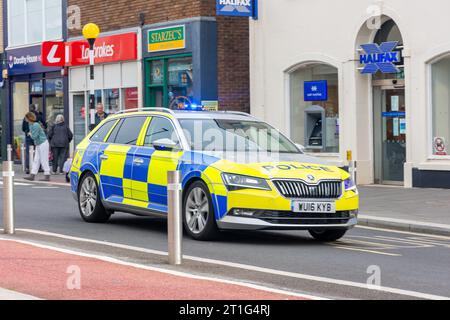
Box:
32, 187, 59, 189
356, 225, 450, 240
0, 237, 324, 300
0, 181, 32, 186
12, 228, 450, 300
330, 245, 401, 257
0, 287, 41, 300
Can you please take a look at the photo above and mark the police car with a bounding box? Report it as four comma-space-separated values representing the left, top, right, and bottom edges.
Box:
70, 108, 359, 242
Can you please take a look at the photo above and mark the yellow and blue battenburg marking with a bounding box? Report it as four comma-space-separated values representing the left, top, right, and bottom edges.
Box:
70, 142, 230, 219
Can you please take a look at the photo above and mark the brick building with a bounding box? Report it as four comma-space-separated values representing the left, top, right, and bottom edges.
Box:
66, 0, 250, 145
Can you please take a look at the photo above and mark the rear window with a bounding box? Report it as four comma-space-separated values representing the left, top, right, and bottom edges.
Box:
90, 120, 117, 142
107, 116, 147, 145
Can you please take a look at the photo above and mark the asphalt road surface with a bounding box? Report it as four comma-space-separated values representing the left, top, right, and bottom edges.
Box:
1, 181, 450, 299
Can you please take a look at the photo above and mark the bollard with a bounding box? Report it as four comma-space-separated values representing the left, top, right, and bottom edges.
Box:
21, 144, 26, 173
167, 171, 182, 265
3, 146, 15, 235
29, 145, 35, 173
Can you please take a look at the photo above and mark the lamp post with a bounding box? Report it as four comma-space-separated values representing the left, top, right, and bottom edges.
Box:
82, 23, 100, 131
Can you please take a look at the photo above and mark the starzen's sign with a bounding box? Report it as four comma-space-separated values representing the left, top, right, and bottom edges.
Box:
216, 0, 257, 18
148, 25, 185, 53
359, 41, 401, 74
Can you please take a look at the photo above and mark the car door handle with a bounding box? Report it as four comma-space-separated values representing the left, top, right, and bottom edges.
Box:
100, 155, 108, 160
133, 158, 145, 165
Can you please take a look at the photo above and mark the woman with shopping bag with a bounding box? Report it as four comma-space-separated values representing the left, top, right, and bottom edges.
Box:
23, 112, 51, 182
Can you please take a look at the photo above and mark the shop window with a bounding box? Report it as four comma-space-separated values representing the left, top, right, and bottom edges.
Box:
8, 0, 62, 47
46, 79, 64, 126
146, 55, 193, 109
104, 89, 120, 114
12, 82, 30, 161
431, 56, 450, 156
123, 88, 139, 110
290, 63, 340, 153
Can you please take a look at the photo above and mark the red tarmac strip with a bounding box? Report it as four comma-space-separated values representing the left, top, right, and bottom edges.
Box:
0, 240, 306, 300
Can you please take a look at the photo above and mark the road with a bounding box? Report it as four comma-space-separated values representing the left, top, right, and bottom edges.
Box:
1, 181, 450, 299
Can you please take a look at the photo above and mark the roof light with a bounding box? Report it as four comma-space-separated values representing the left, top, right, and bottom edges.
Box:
178, 103, 205, 111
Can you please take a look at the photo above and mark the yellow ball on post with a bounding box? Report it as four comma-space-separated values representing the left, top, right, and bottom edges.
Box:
82, 23, 100, 40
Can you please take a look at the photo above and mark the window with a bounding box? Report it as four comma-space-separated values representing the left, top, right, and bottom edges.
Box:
45, 79, 64, 126
431, 56, 450, 156
146, 56, 194, 109
145, 117, 179, 147
122, 88, 139, 110
290, 63, 340, 153
8, 0, 62, 47
91, 120, 117, 143
179, 119, 299, 153
104, 89, 120, 114
111, 117, 147, 145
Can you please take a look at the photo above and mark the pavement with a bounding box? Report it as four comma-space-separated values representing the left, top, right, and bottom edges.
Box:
0, 238, 307, 300
10, 164, 450, 236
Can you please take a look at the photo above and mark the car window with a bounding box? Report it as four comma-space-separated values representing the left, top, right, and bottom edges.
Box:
144, 117, 180, 147
109, 117, 147, 145
90, 120, 117, 142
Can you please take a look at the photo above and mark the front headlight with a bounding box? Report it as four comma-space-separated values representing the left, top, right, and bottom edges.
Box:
344, 177, 357, 192
222, 173, 271, 191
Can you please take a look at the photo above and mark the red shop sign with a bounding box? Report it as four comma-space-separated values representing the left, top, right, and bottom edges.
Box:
67, 33, 137, 66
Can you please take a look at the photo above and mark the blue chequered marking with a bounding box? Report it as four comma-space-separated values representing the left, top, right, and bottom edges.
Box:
123, 146, 138, 180
212, 194, 228, 219
100, 176, 124, 199
107, 195, 125, 204
148, 202, 167, 213
177, 152, 220, 187
70, 172, 79, 193
132, 147, 155, 182
148, 184, 168, 205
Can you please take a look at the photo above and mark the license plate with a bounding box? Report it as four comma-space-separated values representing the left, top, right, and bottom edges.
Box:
293, 201, 336, 213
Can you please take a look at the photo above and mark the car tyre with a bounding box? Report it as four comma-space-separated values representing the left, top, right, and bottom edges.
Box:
78, 172, 111, 223
309, 229, 347, 242
183, 181, 220, 241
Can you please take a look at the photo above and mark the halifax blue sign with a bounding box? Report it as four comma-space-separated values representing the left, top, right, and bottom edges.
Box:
359, 41, 400, 74
216, 0, 257, 18
304, 80, 328, 102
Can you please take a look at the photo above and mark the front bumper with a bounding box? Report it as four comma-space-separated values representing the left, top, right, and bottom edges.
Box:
217, 210, 358, 231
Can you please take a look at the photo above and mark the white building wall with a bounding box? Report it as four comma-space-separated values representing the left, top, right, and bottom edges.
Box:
250, 0, 450, 186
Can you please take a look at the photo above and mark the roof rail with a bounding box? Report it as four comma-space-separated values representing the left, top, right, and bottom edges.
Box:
113, 107, 176, 116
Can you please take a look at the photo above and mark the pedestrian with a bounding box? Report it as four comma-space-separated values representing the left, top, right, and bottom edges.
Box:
22, 105, 46, 174
48, 114, 73, 175
23, 112, 51, 182
89, 103, 109, 131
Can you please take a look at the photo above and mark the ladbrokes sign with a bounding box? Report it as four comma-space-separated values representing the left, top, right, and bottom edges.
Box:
67, 33, 137, 66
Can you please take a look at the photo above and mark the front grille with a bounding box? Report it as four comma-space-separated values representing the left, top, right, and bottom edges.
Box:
273, 180, 342, 199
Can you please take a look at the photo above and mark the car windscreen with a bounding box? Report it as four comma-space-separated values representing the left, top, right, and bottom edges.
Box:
179, 119, 301, 153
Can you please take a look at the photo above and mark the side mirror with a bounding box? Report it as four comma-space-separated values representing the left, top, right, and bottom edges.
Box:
152, 138, 179, 151
295, 144, 306, 153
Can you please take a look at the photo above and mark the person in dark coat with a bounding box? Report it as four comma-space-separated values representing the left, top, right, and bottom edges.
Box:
48, 114, 73, 174
22, 105, 46, 174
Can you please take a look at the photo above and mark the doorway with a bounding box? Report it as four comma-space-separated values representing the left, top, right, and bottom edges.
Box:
373, 83, 406, 185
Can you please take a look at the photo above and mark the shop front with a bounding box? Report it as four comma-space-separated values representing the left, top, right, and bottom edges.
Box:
250, 0, 450, 189
143, 19, 218, 109
6, 44, 66, 162
68, 31, 140, 147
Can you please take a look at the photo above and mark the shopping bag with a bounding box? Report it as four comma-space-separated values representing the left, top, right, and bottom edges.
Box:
63, 158, 73, 173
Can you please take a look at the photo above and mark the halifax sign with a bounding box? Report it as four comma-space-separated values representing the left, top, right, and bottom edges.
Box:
359, 41, 401, 74
216, 0, 258, 18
